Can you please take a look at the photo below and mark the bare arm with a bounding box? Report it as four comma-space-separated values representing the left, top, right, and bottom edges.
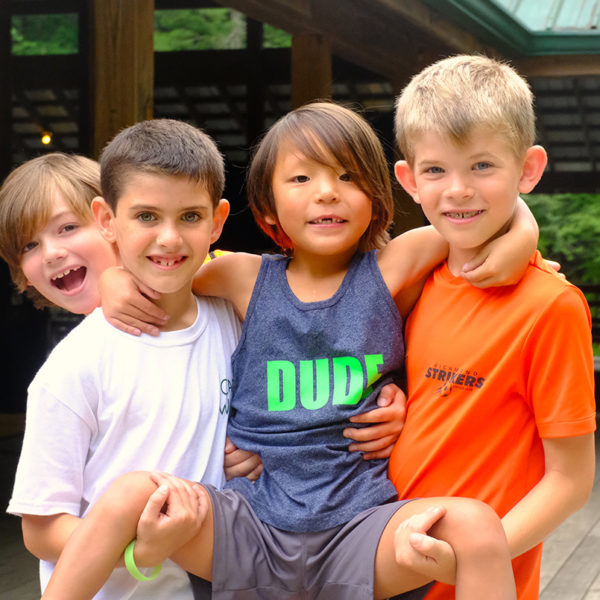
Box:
502, 433, 595, 559
22, 513, 80, 562
377, 226, 448, 297
191, 252, 260, 320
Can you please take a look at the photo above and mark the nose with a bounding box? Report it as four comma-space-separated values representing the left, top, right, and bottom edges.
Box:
156, 221, 183, 249
315, 174, 338, 203
42, 238, 67, 264
446, 173, 474, 201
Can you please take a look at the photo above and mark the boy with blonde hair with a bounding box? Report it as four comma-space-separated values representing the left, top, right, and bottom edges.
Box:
390, 54, 596, 599
0, 153, 117, 315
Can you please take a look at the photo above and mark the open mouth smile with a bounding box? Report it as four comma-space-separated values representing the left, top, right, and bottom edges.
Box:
51, 266, 87, 291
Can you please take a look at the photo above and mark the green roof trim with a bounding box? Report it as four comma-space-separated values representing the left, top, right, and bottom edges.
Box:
420, 0, 600, 56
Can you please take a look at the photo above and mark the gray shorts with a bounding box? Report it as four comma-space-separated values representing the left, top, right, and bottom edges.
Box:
188, 484, 432, 600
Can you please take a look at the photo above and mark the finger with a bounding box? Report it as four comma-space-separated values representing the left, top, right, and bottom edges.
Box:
225, 455, 263, 479
360, 445, 394, 460
348, 432, 394, 452
139, 485, 170, 520
131, 296, 169, 322
106, 317, 142, 337
375, 383, 398, 407
224, 437, 237, 454
224, 448, 255, 468
246, 463, 264, 481
135, 280, 163, 301
408, 506, 447, 533
120, 300, 168, 326
344, 423, 388, 441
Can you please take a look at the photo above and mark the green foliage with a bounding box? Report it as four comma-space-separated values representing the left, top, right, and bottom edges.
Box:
11, 14, 78, 55
154, 8, 246, 51
525, 193, 600, 285
263, 24, 292, 48
10, 9, 292, 55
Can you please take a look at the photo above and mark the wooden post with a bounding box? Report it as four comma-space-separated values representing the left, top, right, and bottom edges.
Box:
291, 32, 331, 108
0, 2, 11, 180
90, 0, 154, 158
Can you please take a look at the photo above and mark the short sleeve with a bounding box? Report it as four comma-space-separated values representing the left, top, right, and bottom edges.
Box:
524, 286, 596, 438
7, 383, 93, 517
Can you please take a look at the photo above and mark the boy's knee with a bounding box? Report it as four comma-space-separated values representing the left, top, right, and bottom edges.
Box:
451, 499, 508, 557
100, 471, 157, 516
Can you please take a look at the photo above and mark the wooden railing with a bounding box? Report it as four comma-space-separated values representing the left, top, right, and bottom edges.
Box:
579, 284, 600, 345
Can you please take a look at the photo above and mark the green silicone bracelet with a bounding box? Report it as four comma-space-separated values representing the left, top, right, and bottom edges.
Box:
124, 539, 162, 582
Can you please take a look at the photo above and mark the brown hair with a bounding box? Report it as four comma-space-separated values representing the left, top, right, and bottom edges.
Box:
395, 54, 536, 164
247, 102, 393, 252
0, 153, 101, 307
100, 119, 225, 211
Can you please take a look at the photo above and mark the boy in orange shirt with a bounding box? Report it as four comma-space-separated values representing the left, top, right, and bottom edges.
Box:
390, 54, 596, 599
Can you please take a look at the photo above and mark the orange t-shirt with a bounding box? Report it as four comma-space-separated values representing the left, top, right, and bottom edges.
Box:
389, 252, 596, 599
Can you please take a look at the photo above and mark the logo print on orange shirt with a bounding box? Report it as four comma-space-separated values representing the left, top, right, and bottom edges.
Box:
425, 365, 485, 397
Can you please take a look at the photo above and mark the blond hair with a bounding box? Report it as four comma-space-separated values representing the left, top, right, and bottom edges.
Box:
248, 102, 393, 252
395, 55, 535, 164
0, 153, 101, 307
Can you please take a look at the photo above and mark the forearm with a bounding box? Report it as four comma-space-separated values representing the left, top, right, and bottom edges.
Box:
502, 434, 595, 558
22, 513, 81, 562
42, 472, 157, 600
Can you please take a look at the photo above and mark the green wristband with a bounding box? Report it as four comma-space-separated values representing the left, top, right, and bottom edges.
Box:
124, 539, 162, 582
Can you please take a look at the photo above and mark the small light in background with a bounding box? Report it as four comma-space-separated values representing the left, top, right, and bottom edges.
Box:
41, 131, 52, 145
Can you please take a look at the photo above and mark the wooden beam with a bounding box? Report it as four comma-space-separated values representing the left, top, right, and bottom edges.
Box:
214, 0, 451, 81
513, 55, 600, 78
90, 0, 154, 158
291, 33, 332, 108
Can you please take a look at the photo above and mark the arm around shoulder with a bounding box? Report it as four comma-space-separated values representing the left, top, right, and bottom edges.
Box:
192, 251, 261, 319
378, 226, 448, 297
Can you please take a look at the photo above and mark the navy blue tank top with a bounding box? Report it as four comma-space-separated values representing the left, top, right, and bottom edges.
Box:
225, 251, 403, 531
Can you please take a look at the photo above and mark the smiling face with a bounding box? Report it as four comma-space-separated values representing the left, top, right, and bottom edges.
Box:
395, 127, 544, 273
99, 172, 226, 304
19, 195, 118, 314
267, 141, 373, 262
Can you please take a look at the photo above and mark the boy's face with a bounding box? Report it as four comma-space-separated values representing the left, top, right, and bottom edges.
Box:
96, 173, 227, 298
267, 141, 372, 258
395, 127, 544, 264
20, 195, 118, 315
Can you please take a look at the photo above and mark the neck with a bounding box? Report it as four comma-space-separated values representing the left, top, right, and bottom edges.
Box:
285, 246, 357, 302
154, 287, 198, 331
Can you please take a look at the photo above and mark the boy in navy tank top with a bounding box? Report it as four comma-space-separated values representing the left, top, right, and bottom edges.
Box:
44, 103, 540, 600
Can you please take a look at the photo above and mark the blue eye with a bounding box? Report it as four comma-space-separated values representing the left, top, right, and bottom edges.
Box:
60, 223, 78, 234
427, 166, 444, 174
474, 162, 491, 170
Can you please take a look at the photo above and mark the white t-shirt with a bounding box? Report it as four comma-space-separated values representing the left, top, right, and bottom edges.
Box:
8, 297, 240, 599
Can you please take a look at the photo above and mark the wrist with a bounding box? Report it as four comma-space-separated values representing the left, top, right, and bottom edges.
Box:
125, 539, 162, 581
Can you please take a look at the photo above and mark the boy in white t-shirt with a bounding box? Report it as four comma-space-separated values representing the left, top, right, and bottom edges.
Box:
6, 119, 240, 599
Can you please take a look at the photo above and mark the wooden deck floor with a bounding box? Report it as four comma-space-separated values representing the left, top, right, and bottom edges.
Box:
1, 427, 599, 599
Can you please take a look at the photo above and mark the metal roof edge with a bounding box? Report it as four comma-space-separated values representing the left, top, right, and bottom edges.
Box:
419, 0, 600, 56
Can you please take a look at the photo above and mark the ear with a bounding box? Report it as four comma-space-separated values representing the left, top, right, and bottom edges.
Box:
518, 146, 547, 194
394, 160, 420, 204
91, 197, 116, 242
209, 199, 230, 244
